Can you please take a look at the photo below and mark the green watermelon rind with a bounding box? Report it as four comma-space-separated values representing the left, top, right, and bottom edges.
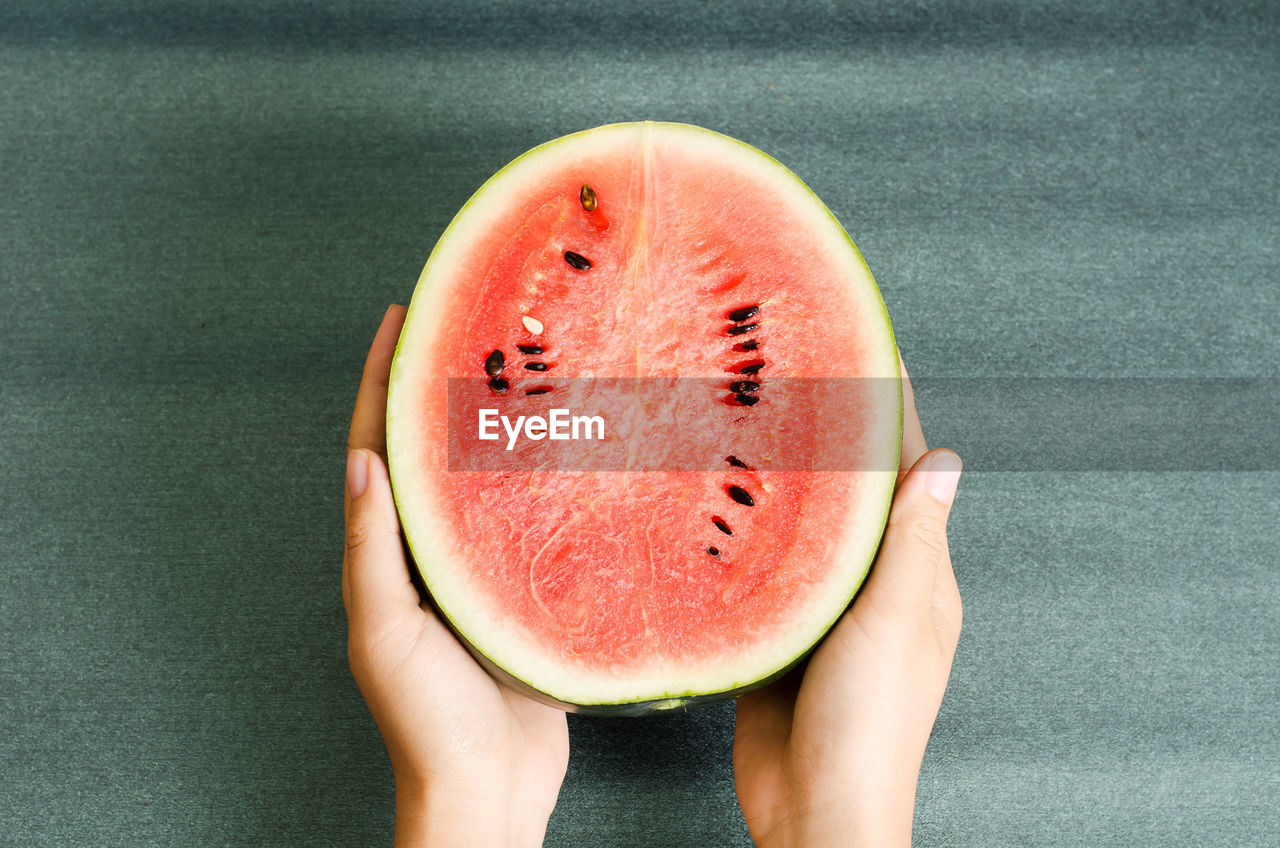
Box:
387, 121, 902, 714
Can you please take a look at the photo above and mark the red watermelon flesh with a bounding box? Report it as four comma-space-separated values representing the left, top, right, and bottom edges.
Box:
387, 122, 900, 711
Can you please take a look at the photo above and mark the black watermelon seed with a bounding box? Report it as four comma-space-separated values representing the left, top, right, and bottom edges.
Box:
564, 250, 592, 270
713, 518, 733, 535
728, 485, 755, 506
488, 377, 509, 393
707, 547, 721, 557
525, 388, 550, 396
728, 305, 760, 322
735, 393, 760, 406
516, 344, 544, 355
525, 362, 549, 371
726, 455, 748, 469
484, 349, 504, 376
727, 323, 759, 336
738, 339, 760, 351
738, 362, 764, 375
729, 380, 760, 393
580, 184, 598, 211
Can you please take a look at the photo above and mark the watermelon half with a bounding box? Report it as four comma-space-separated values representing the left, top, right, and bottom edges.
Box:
387, 122, 900, 714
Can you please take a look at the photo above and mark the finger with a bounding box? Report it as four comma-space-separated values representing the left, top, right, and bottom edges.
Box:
734, 664, 803, 777
932, 552, 964, 651
348, 305, 407, 458
343, 448, 422, 626
344, 305, 408, 599
735, 662, 803, 743
862, 448, 961, 619
930, 479, 964, 648
898, 354, 927, 486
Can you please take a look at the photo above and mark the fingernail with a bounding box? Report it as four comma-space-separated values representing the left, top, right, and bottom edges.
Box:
925, 451, 962, 505
347, 450, 369, 499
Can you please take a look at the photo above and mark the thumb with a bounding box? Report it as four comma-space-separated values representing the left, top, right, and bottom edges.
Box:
343, 448, 421, 626
861, 449, 962, 617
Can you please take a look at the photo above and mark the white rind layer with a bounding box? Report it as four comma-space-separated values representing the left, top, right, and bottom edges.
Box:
387, 122, 901, 707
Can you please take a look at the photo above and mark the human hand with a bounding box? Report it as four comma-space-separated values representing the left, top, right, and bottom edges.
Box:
733, 359, 963, 848
343, 306, 569, 848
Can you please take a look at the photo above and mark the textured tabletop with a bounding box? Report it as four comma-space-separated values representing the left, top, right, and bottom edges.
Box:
2, 1, 1277, 845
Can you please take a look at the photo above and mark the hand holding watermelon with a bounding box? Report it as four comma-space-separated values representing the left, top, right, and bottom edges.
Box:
733, 363, 963, 848
343, 306, 569, 848
344, 124, 961, 846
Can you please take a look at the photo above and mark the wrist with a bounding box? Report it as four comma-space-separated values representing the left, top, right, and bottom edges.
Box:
392, 774, 550, 848
393, 777, 546, 848
756, 785, 915, 848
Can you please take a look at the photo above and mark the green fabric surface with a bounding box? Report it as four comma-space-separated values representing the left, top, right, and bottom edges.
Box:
2, 1, 1276, 845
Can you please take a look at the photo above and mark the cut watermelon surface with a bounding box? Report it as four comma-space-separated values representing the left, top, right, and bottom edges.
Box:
387, 122, 900, 712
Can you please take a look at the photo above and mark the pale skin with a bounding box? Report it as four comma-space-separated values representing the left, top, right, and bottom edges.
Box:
344, 305, 962, 847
